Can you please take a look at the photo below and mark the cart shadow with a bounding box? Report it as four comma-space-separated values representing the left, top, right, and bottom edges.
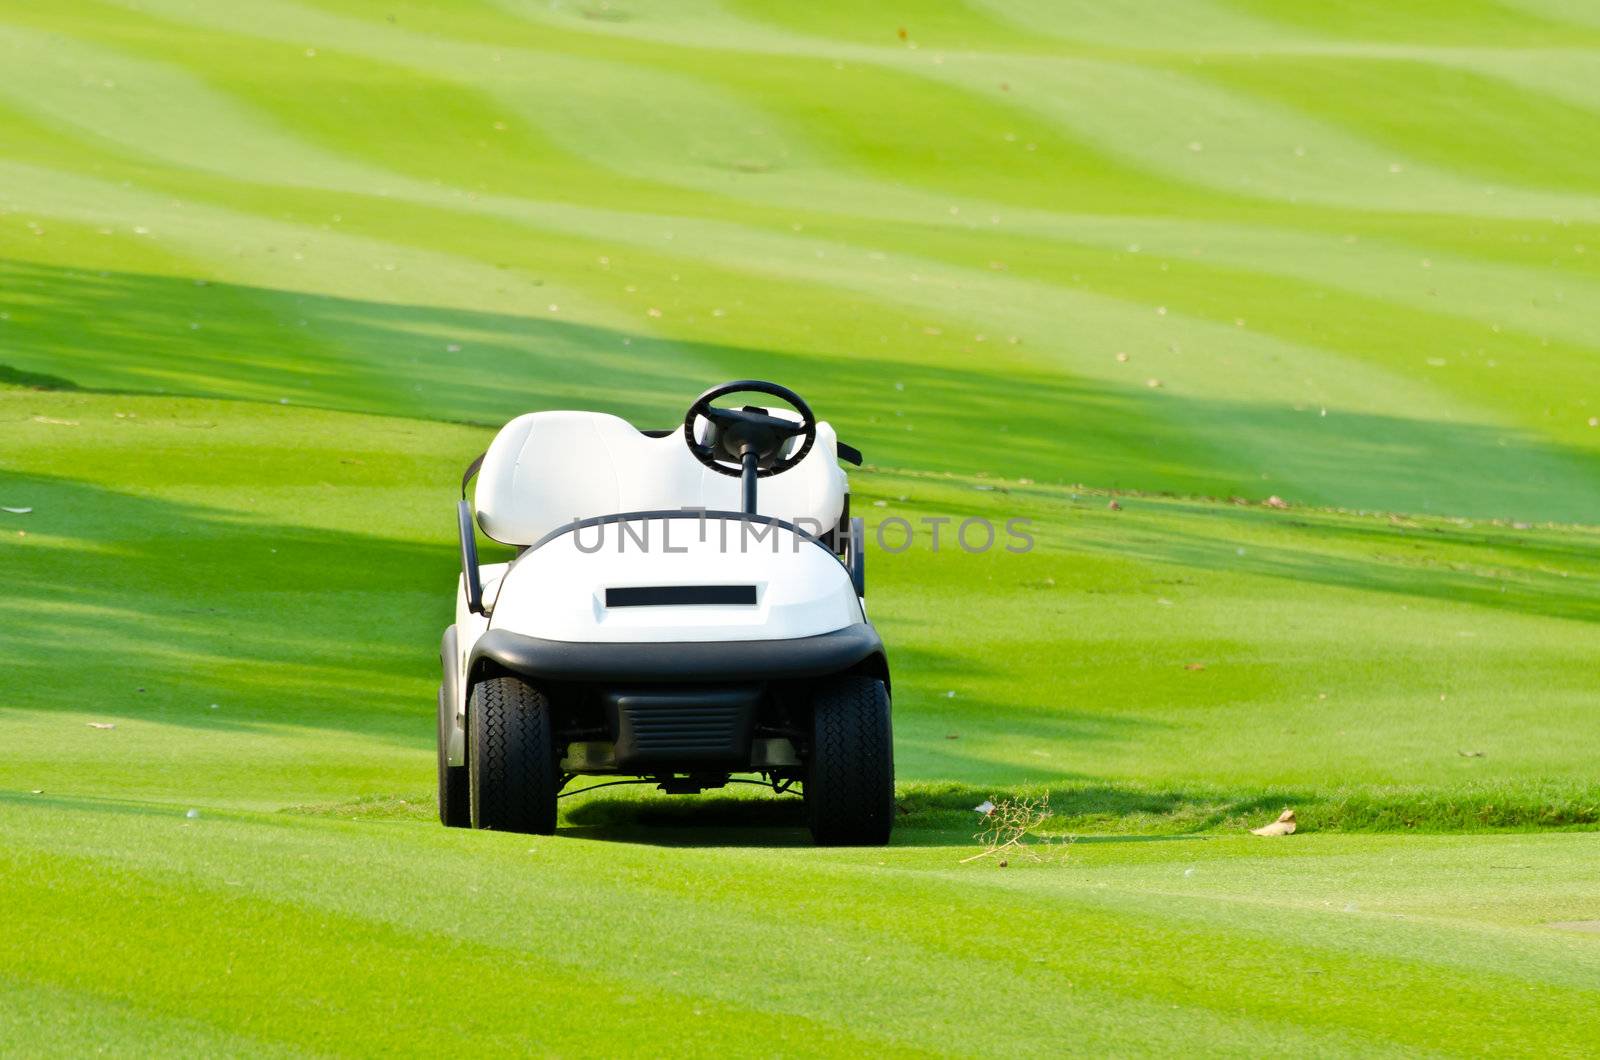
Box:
554, 776, 1308, 848
559, 796, 812, 848
558, 793, 972, 848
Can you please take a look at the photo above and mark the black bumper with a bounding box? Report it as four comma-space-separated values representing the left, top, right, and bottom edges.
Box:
469, 623, 887, 687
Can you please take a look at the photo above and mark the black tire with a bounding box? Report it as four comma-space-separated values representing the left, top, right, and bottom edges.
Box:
468, 674, 558, 834
437, 684, 470, 828
805, 675, 894, 846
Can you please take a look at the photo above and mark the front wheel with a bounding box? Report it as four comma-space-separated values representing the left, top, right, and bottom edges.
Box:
468, 674, 558, 834
805, 675, 894, 846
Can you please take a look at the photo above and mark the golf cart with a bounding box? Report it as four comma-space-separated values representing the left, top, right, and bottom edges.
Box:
437, 381, 893, 845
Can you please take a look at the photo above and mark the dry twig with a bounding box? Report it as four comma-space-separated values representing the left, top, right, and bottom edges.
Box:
962, 794, 1073, 864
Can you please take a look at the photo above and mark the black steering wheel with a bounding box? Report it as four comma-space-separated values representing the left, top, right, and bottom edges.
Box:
683, 380, 817, 478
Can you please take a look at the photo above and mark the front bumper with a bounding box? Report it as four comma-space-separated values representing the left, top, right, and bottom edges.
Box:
469, 622, 886, 686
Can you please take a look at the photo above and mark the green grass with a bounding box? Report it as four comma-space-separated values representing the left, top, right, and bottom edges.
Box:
3, 0, 1600, 1053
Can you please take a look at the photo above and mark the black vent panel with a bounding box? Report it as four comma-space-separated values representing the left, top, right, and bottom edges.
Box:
605, 687, 760, 768
606, 585, 757, 607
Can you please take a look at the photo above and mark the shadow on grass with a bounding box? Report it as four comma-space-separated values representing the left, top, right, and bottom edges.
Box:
555, 780, 1282, 849
0, 362, 83, 390
894, 779, 1600, 837
873, 642, 1169, 785
557, 789, 819, 848
6, 257, 1600, 521
0, 789, 209, 820
1071, 502, 1600, 625
0, 470, 455, 744
556, 778, 1600, 847
286, 781, 1229, 848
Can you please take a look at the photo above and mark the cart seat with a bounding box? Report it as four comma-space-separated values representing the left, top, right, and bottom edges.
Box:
473, 411, 849, 547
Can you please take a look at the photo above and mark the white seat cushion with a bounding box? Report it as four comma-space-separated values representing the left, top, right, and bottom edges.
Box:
474, 411, 848, 546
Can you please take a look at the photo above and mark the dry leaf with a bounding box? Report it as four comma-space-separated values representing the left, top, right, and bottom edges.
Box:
31, 416, 78, 426
1458, 750, 1485, 758
86, 722, 116, 730
1107, 500, 1122, 511
1184, 662, 1206, 671
1251, 809, 1296, 836
1264, 495, 1289, 509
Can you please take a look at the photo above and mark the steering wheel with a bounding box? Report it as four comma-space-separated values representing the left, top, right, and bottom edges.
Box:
683, 380, 817, 478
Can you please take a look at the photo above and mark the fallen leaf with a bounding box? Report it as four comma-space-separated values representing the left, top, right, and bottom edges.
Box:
86, 722, 116, 730
1264, 495, 1289, 509
1107, 500, 1122, 511
1251, 809, 1297, 836
1458, 750, 1485, 758
1184, 662, 1206, 671
945, 733, 960, 740
31, 416, 78, 426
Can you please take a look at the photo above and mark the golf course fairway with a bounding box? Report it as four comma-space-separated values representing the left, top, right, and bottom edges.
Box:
2, 0, 1599, 1054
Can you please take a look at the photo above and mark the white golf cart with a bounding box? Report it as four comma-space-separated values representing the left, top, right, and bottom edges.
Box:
438, 381, 893, 845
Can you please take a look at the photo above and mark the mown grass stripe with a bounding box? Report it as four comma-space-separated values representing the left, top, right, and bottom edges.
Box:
1192, 55, 1600, 196
1223, 0, 1600, 47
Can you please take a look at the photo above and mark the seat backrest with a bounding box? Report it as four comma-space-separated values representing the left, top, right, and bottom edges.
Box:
474, 411, 848, 546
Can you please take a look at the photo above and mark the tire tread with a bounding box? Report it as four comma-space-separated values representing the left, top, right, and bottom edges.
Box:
806, 675, 894, 845
469, 675, 557, 834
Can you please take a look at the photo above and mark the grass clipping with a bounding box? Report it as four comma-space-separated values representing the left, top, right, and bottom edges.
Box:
963, 794, 1073, 866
